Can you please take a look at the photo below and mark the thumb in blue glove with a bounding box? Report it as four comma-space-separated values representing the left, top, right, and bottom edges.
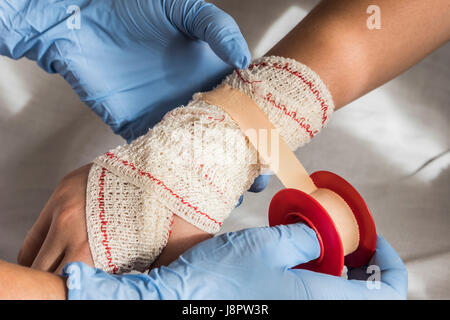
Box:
64, 223, 407, 300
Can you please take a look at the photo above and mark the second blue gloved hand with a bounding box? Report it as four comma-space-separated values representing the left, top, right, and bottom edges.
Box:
64, 224, 408, 300
0, 0, 250, 141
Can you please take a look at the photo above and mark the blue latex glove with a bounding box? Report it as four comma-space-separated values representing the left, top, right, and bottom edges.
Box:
64, 224, 408, 300
0, 0, 270, 193
0, 0, 250, 142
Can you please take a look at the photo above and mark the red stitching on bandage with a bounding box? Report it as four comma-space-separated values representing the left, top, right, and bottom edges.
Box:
98, 167, 119, 274
104, 152, 222, 227
235, 69, 262, 84
263, 93, 318, 138
249, 62, 330, 125
207, 115, 225, 122
168, 213, 175, 237
234, 70, 318, 138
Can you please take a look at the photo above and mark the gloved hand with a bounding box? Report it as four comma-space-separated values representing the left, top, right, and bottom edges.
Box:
64, 223, 408, 300
0, 0, 270, 193
0, 0, 250, 142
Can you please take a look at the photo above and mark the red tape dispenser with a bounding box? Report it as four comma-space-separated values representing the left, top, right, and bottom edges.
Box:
269, 171, 377, 276
201, 84, 377, 276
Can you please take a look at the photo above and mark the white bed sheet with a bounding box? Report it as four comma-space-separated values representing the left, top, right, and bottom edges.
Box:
0, 0, 448, 299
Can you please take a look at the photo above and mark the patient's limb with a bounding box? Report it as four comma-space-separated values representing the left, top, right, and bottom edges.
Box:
269, 0, 450, 109
86, 56, 334, 273
19, 0, 450, 274
17, 162, 205, 273
150, 216, 213, 269
0, 259, 66, 299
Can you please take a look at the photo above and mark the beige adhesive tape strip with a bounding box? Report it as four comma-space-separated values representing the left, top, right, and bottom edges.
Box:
310, 189, 360, 255
200, 84, 360, 256
200, 84, 317, 194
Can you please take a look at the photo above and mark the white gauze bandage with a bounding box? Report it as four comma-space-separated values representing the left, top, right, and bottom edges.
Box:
86, 56, 335, 273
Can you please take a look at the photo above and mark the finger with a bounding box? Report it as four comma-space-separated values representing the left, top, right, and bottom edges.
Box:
55, 243, 94, 275
271, 223, 322, 269
347, 235, 408, 298
167, 0, 251, 68
233, 223, 321, 269
30, 222, 67, 272
235, 194, 244, 208
248, 174, 271, 193
176, 222, 320, 272
368, 236, 408, 297
17, 203, 54, 266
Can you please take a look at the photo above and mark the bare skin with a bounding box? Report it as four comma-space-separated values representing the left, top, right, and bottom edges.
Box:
15, 163, 212, 272
17, 165, 94, 275
0, 260, 66, 300
269, 0, 450, 110
2, 0, 449, 299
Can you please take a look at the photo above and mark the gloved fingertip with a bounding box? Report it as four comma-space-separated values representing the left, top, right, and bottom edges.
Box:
235, 194, 244, 208
235, 52, 251, 70
266, 223, 321, 268
182, 1, 251, 69
228, 41, 251, 69
248, 174, 271, 193
217, 37, 251, 69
